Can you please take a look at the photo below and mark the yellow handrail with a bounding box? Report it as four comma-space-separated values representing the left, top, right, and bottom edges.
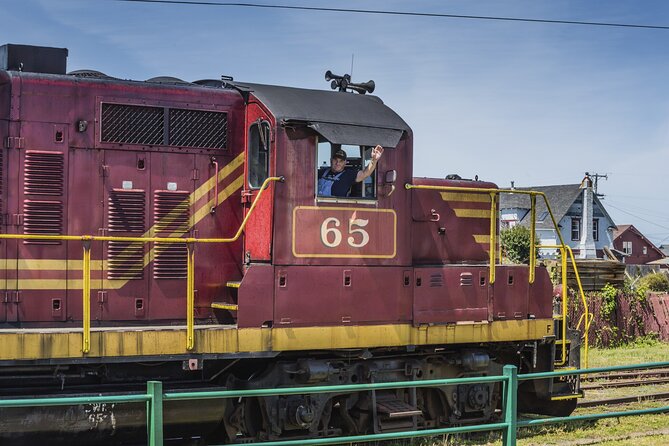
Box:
405, 183, 591, 368
0, 176, 283, 354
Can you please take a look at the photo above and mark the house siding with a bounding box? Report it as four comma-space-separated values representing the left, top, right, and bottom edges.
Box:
613, 229, 664, 265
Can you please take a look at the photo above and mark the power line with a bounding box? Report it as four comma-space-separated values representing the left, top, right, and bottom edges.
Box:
114, 0, 669, 31
605, 202, 669, 232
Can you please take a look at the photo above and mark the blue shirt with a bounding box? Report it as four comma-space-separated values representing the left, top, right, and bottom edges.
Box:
318, 168, 358, 197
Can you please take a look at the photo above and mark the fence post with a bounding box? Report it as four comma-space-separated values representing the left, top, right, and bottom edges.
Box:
503, 365, 518, 446
147, 381, 164, 446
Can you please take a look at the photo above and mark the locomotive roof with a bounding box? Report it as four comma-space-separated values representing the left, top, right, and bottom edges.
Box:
225, 81, 411, 148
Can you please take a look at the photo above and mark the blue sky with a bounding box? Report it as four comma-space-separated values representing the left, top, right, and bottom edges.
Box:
3, 0, 669, 245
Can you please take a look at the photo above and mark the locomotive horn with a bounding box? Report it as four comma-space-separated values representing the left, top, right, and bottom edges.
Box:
325, 70, 351, 92
347, 80, 375, 95
325, 70, 347, 81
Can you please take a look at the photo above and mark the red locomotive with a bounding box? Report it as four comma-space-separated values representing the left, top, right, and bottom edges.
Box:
0, 44, 582, 444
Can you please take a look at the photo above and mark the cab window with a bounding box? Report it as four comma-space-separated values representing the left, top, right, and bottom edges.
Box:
248, 120, 270, 188
316, 139, 376, 199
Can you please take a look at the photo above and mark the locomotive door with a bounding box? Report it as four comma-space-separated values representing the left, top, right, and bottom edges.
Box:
243, 104, 274, 261
12, 122, 69, 322
101, 150, 150, 322
147, 151, 195, 321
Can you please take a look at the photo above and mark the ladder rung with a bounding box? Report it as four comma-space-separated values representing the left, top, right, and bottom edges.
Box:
555, 340, 571, 345
551, 391, 584, 401
211, 302, 238, 311
226, 281, 241, 288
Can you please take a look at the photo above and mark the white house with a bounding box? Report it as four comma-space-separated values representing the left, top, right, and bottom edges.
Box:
499, 177, 616, 259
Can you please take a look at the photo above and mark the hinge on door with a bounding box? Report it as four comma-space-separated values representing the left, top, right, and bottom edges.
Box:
241, 189, 253, 204
100, 164, 109, 177
5, 136, 25, 149
191, 168, 200, 181
12, 214, 23, 226
97, 291, 107, 304
14, 291, 21, 303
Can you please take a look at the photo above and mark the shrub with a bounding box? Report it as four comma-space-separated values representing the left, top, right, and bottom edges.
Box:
637, 272, 669, 292
499, 225, 539, 264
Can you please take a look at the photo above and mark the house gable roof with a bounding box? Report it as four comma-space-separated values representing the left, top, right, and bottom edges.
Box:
500, 184, 581, 229
499, 183, 615, 230
612, 224, 665, 258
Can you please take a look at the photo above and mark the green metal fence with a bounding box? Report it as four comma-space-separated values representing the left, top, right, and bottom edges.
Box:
1, 361, 668, 446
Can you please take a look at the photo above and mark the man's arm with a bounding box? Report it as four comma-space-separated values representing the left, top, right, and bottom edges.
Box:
356, 145, 384, 182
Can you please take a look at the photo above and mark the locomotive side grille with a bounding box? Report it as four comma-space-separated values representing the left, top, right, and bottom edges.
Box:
107, 190, 146, 280
24, 151, 64, 196
100, 103, 228, 150
169, 108, 228, 149
101, 103, 164, 146
107, 241, 145, 280
23, 200, 63, 245
153, 191, 190, 279
429, 273, 443, 287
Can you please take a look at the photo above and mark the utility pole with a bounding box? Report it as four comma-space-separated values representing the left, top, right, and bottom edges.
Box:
585, 172, 608, 197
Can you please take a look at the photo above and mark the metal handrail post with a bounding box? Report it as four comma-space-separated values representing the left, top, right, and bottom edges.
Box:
186, 242, 195, 351
82, 239, 92, 354
503, 365, 518, 446
147, 381, 164, 446
566, 245, 590, 367
489, 192, 497, 284
560, 245, 568, 365
529, 194, 536, 283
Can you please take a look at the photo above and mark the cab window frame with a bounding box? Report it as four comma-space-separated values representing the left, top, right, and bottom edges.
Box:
316, 138, 377, 201
248, 119, 271, 189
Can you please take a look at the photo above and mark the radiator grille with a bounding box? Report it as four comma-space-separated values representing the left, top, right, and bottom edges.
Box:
169, 108, 227, 149
153, 191, 190, 279
101, 103, 228, 149
101, 103, 164, 145
24, 151, 64, 196
107, 190, 146, 280
23, 200, 63, 244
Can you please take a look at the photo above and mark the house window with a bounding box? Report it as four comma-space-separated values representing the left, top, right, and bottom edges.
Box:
592, 218, 599, 241
623, 241, 632, 255
643, 246, 648, 255
571, 218, 581, 241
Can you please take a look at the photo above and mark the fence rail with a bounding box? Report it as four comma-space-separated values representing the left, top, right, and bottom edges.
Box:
2, 361, 668, 446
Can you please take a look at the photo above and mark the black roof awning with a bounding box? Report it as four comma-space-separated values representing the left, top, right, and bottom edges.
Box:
307, 122, 403, 147
226, 81, 411, 148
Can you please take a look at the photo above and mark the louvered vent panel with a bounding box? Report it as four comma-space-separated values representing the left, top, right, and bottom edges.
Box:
169, 108, 227, 149
429, 273, 444, 288
101, 103, 164, 145
108, 190, 145, 280
153, 191, 190, 279
24, 151, 64, 196
23, 200, 63, 245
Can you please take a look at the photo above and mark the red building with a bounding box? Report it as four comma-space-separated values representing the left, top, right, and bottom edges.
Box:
612, 224, 665, 264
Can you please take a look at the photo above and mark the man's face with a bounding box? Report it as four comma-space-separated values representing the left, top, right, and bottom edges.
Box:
331, 157, 346, 173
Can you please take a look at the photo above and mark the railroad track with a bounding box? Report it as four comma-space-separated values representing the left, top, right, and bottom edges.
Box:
578, 368, 669, 408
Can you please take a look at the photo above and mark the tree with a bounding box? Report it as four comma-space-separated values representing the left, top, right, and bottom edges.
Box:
500, 225, 538, 264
